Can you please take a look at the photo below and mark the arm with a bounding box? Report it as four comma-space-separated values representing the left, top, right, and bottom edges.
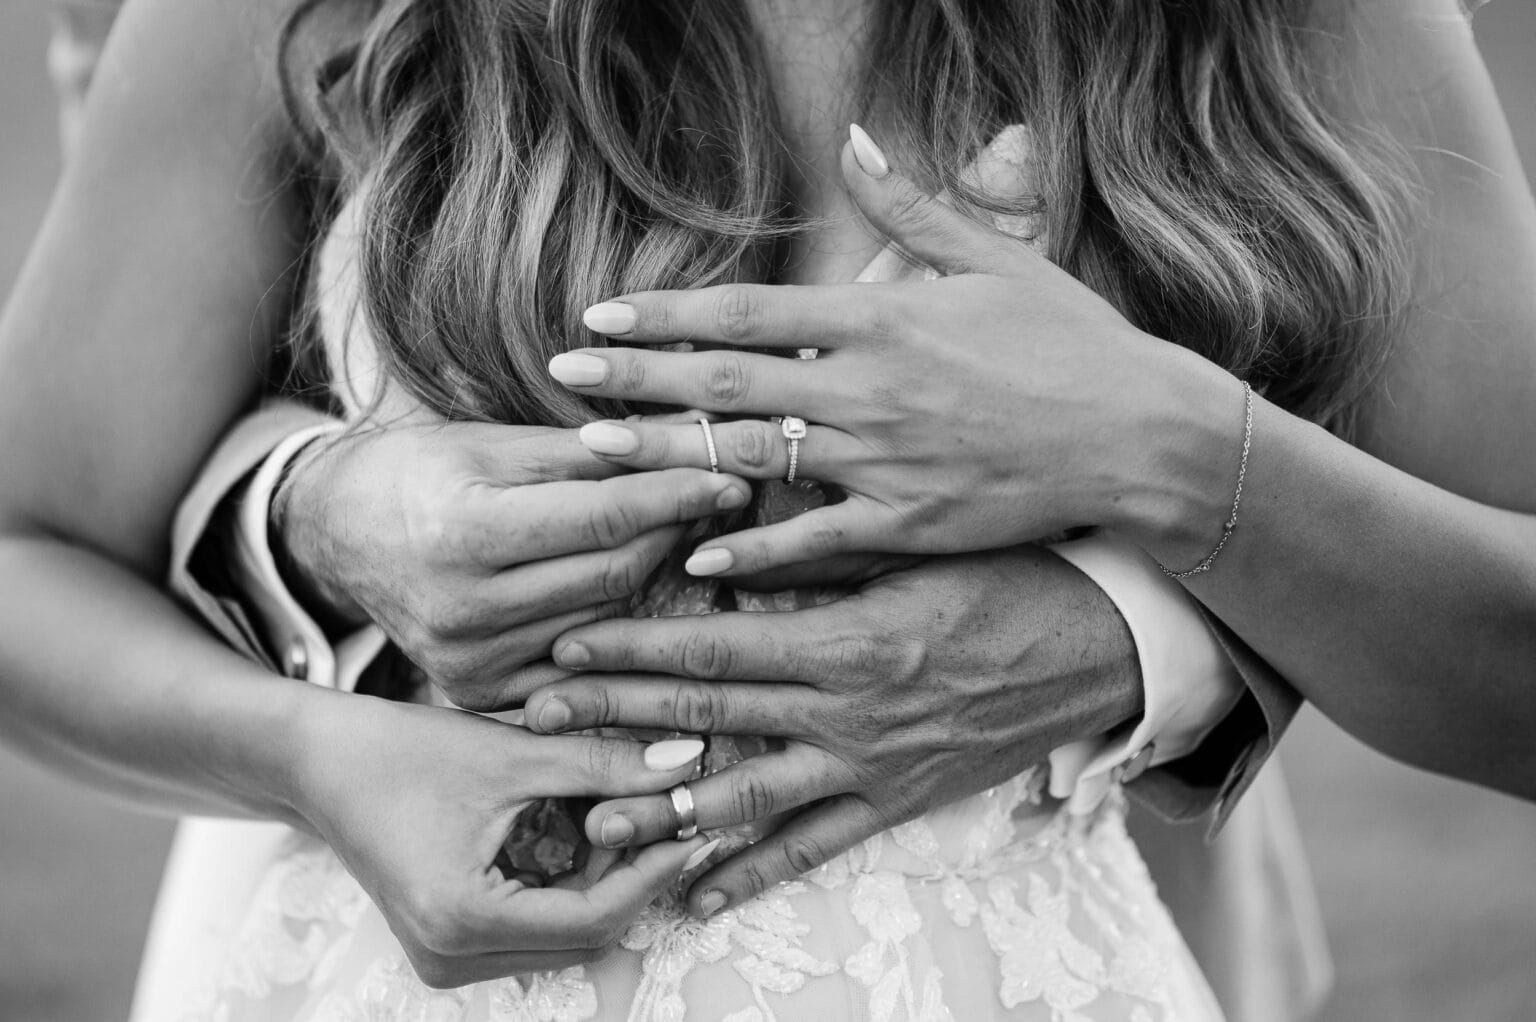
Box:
1142, 0, 1536, 793
0, 0, 317, 813
0, 0, 710, 983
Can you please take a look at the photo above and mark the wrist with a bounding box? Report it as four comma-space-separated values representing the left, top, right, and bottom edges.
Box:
1104, 345, 1247, 566
270, 436, 370, 630
201, 670, 326, 828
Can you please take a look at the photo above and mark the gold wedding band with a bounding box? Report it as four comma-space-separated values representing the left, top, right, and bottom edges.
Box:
698, 418, 719, 473
670, 782, 698, 840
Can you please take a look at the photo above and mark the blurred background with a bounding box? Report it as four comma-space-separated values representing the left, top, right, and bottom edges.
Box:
2, 2, 1535, 1020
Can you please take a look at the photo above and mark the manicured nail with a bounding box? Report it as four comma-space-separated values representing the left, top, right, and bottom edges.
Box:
583, 302, 637, 335
580, 421, 639, 456
549, 352, 608, 386
684, 547, 734, 577
683, 838, 722, 873
599, 813, 635, 848
535, 698, 571, 733
555, 642, 590, 669
644, 738, 705, 772
849, 123, 890, 178
698, 889, 727, 916
716, 485, 750, 511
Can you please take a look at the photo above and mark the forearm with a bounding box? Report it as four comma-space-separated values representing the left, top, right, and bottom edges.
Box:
1127, 377, 1536, 795
0, 532, 315, 823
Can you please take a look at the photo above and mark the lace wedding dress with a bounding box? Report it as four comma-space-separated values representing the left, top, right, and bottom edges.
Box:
139, 128, 1225, 1022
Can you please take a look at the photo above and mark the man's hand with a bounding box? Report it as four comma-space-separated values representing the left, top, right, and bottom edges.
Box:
522, 546, 1143, 915
276, 420, 749, 710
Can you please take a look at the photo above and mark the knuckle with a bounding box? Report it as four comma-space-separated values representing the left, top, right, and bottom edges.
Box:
804, 520, 851, 559
887, 184, 936, 227
581, 738, 623, 781
738, 860, 773, 899
597, 550, 648, 602
780, 834, 828, 877
406, 500, 479, 567
678, 629, 733, 679
731, 423, 775, 472
712, 285, 760, 342
702, 354, 751, 408
731, 772, 779, 822
616, 352, 648, 395
828, 633, 884, 677
581, 498, 638, 550
674, 682, 724, 734
417, 595, 471, 640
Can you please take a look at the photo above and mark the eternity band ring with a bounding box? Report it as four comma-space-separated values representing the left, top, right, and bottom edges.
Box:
670, 782, 699, 840
776, 415, 808, 483
698, 417, 719, 473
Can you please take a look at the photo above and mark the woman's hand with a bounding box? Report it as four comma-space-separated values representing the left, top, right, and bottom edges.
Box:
548, 129, 1241, 578
292, 690, 713, 987
520, 546, 1143, 915
277, 421, 749, 709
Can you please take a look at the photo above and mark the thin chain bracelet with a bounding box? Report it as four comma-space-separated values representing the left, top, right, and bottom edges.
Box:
1159, 380, 1254, 580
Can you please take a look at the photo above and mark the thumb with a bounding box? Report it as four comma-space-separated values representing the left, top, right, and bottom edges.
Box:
842, 123, 1018, 277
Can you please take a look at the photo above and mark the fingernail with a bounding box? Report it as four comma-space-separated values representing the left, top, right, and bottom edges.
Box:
549, 352, 608, 386
684, 547, 734, 577
555, 642, 590, 669
583, 302, 637, 335
849, 123, 890, 178
580, 421, 639, 456
599, 813, 635, 848
683, 838, 722, 873
536, 698, 571, 733
699, 889, 727, 916
644, 738, 705, 772
716, 486, 749, 511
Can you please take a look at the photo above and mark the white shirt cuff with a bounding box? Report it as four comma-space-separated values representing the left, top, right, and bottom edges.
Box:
231, 424, 386, 692
1046, 532, 1246, 814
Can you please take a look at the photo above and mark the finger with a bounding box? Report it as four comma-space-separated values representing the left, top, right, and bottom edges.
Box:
430, 525, 682, 644
468, 836, 706, 952
471, 468, 750, 565
491, 525, 683, 625
525, 676, 806, 738
551, 604, 853, 680
686, 793, 890, 916
584, 748, 848, 849
547, 346, 841, 418
842, 123, 1023, 277
578, 281, 887, 351
423, 599, 630, 711
463, 423, 626, 485
517, 732, 706, 799
732, 552, 920, 592
578, 416, 855, 481
681, 500, 887, 578
494, 659, 577, 709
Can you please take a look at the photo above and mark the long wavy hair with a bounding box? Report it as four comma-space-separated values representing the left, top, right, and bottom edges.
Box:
283, 0, 1410, 437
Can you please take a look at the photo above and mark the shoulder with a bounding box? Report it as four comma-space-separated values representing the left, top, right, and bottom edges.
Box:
80, 0, 374, 168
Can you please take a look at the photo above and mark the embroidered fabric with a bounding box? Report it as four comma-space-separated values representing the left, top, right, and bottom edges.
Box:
179, 781, 1220, 1022
166, 126, 1223, 1021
